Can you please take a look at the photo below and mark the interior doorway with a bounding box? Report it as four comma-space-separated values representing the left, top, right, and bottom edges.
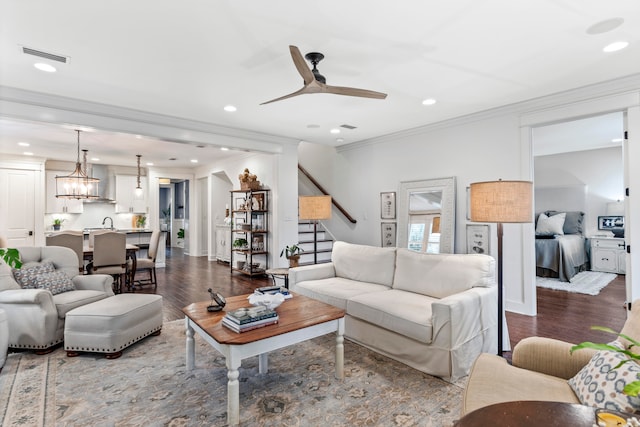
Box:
531, 112, 625, 309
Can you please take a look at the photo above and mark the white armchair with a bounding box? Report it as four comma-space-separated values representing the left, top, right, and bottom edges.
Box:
0, 246, 114, 353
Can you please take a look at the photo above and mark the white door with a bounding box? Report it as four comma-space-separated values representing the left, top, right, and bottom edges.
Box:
0, 168, 36, 246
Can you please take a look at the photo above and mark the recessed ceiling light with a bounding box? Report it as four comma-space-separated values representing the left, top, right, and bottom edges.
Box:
18, 142, 30, 147
23, 152, 33, 156
91, 157, 100, 161
34, 62, 56, 72
135, 135, 142, 139
307, 124, 320, 129
220, 147, 229, 151
422, 98, 437, 106
612, 138, 624, 143
603, 41, 629, 53
330, 128, 340, 134
224, 105, 237, 112
190, 159, 198, 163
336, 138, 344, 143
586, 18, 624, 35
146, 162, 154, 166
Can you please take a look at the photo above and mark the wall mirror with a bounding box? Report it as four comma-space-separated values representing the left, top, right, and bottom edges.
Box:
397, 177, 456, 253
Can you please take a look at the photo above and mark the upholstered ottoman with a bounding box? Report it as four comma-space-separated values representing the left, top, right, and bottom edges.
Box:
64, 294, 163, 359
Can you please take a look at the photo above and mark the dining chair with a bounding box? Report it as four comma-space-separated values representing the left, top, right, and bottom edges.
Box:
46, 230, 85, 273
88, 229, 111, 248
130, 230, 161, 290
89, 232, 127, 293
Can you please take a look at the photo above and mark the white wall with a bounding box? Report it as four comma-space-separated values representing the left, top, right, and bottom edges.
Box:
534, 147, 624, 236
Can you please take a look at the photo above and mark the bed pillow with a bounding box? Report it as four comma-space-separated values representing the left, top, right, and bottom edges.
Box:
568, 347, 640, 413
536, 212, 566, 236
546, 210, 585, 235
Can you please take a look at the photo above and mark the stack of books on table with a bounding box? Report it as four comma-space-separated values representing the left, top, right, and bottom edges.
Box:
222, 306, 279, 333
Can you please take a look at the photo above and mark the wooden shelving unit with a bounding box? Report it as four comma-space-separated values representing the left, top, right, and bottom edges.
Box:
230, 188, 269, 277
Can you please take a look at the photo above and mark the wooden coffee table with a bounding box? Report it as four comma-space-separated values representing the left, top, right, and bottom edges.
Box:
182, 293, 345, 426
455, 401, 596, 426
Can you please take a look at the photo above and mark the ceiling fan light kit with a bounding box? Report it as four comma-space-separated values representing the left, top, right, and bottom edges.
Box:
261, 45, 387, 105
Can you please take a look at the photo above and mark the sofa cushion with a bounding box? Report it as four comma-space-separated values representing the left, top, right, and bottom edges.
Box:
12, 261, 55, 288
54, 290, 111, 318
332, 241, 396, 287
30, 270, 76, 295
392, 249, 495, 299
463, 353, 580, 415
568, 349, 640, 413
293, 277, 389, 310
347, 289, 436, 344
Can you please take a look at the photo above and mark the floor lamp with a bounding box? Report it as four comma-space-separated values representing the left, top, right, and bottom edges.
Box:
469, 180, 533, 356
298, 195, 332, 264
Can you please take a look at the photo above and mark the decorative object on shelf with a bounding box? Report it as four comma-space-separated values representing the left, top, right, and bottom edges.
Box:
233, 238, 248, 249
280, 244, 303, 268
380, 191, 396, 219
469, 179, 533, 356
0, 248, 22, 269
134, 154, 143, 196
55, 130, 100, 200
299, 195, 332, 264
248, 292, 285, 310
206, 288, 226, 312
52, 218, 65, 231
238, 168, 260, 190
381, 222, 396, 247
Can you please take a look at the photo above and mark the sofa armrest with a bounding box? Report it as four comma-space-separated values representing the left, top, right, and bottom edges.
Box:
72, 274, 115, 295
512, 336, 596, 379
289, 263, 336, 290
431, 286, 497, 349
0, 288, 56, 307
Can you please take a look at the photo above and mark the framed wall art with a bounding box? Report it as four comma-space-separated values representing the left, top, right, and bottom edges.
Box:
466, 224, 489, 255
381, 222, 397, 247
380, 191, 396, 219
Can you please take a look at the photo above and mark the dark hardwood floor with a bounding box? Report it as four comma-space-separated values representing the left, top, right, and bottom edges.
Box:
141, 248, 628, 354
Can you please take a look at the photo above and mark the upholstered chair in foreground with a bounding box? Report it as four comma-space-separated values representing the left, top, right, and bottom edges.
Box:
0, 246, 113, 353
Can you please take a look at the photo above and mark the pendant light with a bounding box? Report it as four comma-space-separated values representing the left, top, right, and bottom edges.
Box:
55, 130, 100, 199
135, 154, 143, 196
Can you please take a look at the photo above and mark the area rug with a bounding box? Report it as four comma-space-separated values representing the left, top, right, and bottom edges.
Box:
536, 271, 618, 295
0, 320, 464, 426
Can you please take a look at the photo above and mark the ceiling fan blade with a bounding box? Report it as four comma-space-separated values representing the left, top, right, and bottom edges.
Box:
324, 85, 387, 99
260, 86, 309, 105
289, 45, 315, 85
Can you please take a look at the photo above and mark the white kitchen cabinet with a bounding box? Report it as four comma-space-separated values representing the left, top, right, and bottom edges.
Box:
45, 171, 84, 214
115, 175, 147, 213
591, 237, 626, 274
216, 225, 231, 263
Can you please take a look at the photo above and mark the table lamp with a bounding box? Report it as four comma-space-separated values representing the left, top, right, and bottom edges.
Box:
299, 195, 332, 264
470, 180, 533, 356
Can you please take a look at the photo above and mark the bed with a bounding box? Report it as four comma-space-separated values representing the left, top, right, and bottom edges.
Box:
535, 210, 588, 282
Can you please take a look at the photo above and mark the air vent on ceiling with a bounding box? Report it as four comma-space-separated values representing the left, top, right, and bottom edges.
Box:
340, 124, 357, 130
22, 47, 68, 63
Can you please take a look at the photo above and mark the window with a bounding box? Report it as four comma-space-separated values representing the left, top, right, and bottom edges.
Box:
408, 214, 440, 253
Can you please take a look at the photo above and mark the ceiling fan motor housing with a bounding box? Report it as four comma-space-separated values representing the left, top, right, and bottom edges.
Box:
305, 52, 326, 83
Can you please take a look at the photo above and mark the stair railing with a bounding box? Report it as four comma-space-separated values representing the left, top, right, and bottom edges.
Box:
298, 164, 357, 224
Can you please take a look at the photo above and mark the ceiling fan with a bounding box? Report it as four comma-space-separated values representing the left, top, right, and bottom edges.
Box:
260, 45, 387, 105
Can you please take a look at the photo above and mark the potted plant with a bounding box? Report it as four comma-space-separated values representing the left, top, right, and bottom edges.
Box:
280, 244, 304, 268
176, 228, 185, 248
232, 238, 248, 250
52, 218, 65, 231
0, 248, 22, 269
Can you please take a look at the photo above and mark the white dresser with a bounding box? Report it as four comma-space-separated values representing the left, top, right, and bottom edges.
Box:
590, 237, 626, 274
215, 224, 231, 263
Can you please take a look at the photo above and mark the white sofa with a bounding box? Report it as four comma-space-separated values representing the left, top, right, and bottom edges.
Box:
0, 246, 114, 352
289, 241, 497, 382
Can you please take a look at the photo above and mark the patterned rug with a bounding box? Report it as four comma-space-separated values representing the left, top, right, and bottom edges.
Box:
0, 320, 464, 426
536, 271, 618, 295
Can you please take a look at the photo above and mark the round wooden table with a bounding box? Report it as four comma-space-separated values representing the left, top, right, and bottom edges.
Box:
455, 401, 597, 426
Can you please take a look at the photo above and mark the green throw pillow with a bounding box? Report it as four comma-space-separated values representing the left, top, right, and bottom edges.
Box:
568, 347, 640, 413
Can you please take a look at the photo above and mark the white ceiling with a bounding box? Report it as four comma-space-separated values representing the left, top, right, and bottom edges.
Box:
0, 1, 638, 168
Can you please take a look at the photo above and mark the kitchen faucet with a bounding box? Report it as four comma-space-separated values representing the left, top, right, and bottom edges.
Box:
102, 216, 114, 230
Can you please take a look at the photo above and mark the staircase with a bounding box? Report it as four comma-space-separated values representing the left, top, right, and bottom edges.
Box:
297, 221, 333, 265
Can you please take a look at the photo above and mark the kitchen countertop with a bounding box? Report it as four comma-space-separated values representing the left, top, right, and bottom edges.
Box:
45, 229, 153, 237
